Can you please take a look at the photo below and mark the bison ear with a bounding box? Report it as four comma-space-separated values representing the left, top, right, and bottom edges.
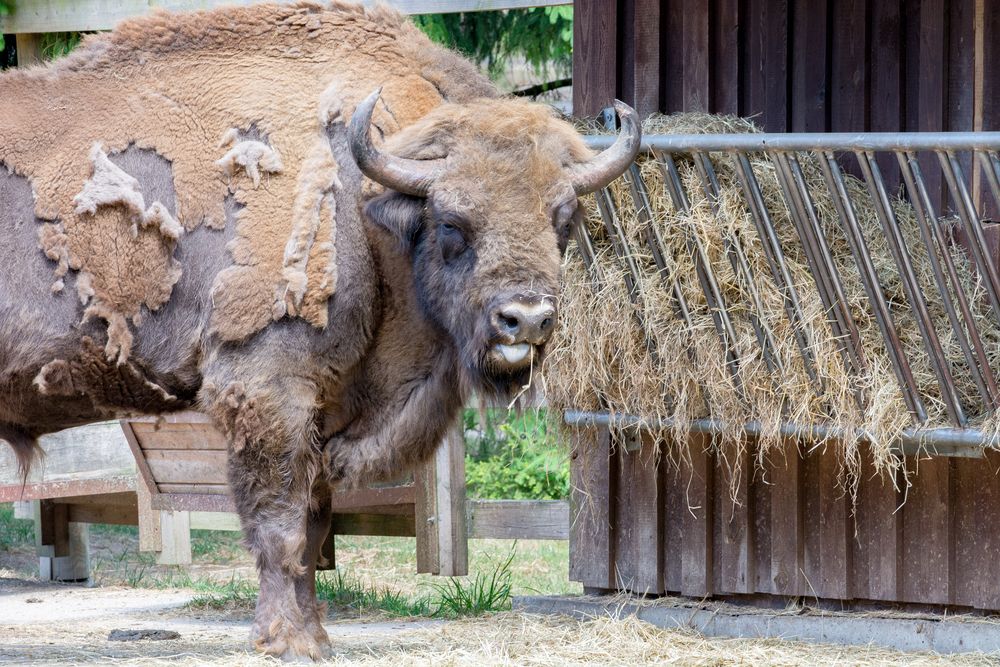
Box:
363, 191, 425, 252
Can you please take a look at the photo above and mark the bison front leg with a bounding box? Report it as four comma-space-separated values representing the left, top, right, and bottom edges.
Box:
294, 481, 333, 651
210, 376, 330, 661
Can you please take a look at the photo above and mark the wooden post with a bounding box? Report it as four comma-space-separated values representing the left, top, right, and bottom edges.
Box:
15, 33, 43, 66
415, 422, 468, 576
136, 475, 162, 553
157, 510, 192, 566
34, 499, 90, 582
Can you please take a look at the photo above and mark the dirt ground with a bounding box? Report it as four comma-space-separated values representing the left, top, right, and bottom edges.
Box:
2, 575, 998, 666
1, 523, 997, 665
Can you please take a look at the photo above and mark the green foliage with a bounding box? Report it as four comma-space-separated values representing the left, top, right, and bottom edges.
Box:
428, 549, 513, 617
464, 409, 569, 500
413, 7, 572, 78
0, 503, 34, 550
0, 0, 12, 52
316, 569, 432, 617
40, 32, 83, 60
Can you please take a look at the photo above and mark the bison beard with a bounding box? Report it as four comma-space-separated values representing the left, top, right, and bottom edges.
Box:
0, 2, 639, 661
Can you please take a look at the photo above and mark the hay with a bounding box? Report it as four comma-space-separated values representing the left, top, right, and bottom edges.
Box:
546, 113, 1000, 485
112, 612, 992, 666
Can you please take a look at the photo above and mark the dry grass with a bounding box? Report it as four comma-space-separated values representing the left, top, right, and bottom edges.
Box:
546, 113, 1000, 491
114, 612, 993, 666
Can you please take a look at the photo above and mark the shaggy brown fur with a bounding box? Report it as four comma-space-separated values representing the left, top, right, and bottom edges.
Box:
0, 2, 612, 661
0, 0, 493, 347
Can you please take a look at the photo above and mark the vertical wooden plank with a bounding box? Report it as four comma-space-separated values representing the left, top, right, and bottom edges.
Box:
766, 441, 803, 595
36, 499, 69, 557
789, 0, 829, 132
157, 510, 192, 566
661, 0, 686, 112
900, 456, 951, 604
136, 477, 162, 553
680, 433, 713, 596
682, 0, 711, 111
870, 0, 904, 193
14, 33, 42, 67
569, 425, 615, 590
742, 0, 789, 130
830, 0, 868, 132
713, 443, 753, 594
414, 453, 439, 575
949, 0, 976, 209
711, 0, 740, 115
620, 0, 661, 117
573, 0, 618, 118
916, 0, 948, 208
613, 432, 663, 594
662, 442, 685, 592
850, 448, 901, 601
434, 424, 468, 577
953, 450, 1000, 609
751, 446, 772, 595
981, 0, 1000, 133
802, 445, 850, 599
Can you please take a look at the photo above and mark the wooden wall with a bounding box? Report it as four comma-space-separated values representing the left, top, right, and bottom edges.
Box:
574, 0, 1000, 136
570, 427, 1000, 610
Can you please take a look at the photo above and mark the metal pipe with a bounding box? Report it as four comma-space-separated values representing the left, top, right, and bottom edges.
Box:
563, 410, 991, 458
816, 151, 927, 422
897, 151, 1000, 410
938, 151, 1000, 324
585, 132, 1000, 153
691, 151, 784, 377
731, 153, 822, 391
857, 150, 967, 426
656, 151, 744, 390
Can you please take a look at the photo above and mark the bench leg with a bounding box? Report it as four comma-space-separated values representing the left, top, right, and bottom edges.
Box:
34, 500, 90, 582
156, 510, 192, 565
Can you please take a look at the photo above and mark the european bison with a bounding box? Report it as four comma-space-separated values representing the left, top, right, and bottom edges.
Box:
0, 1, 639, 659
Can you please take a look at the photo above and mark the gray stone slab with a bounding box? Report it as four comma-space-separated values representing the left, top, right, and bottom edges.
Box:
514, 595, 1000, 656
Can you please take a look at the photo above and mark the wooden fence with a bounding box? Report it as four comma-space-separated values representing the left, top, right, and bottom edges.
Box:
574, 0, 1000, 142
570, 424, 1000, 611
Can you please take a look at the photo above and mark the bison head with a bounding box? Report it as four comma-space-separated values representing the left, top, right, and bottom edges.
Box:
350, 90, 640, 401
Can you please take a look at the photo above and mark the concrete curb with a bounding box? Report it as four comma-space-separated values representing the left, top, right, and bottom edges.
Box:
513, 595, 1000, 655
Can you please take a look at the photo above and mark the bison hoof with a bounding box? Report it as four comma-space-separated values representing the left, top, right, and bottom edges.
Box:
253, 620, 331, 662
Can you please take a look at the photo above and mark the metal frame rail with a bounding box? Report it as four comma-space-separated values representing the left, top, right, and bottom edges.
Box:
573, 132, 1000, 457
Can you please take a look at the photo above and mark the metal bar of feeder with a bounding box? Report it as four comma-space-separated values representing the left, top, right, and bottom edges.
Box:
817, 152, 928, 422
980, 151, 1000, 212
691, 151, 784, 377
730, 153, 823, 392
622, 164, 695, 326
938, 151, 1000, 325
584, 132, 1000, 153
898, 151, 1000, 409
858, 151, 967, 426
562, 410, 992, 459
593, 187, 662, 364
786, 153, 869, 371
770, 152, 865, 388
656, 151, 744, 388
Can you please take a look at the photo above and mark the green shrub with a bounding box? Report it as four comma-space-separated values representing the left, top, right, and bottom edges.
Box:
464, 409, 569, 500
0, 502, 34, 550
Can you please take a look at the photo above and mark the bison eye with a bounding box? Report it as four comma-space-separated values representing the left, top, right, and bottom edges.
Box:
438, 221, 469, 264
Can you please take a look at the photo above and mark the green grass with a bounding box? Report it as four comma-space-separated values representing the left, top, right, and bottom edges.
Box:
0, 503, 35, 550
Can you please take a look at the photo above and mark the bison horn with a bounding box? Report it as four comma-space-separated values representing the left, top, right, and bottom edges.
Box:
349, 88, 445, 197
570, 100, 642, 195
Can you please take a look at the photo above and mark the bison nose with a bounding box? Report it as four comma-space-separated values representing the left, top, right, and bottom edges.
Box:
492, 297, 557, 345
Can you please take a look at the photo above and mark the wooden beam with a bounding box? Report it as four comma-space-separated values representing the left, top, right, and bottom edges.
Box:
331, 512, 415, 537
157, 510, 192, 565
467, 499, 569, 540
0, 0, 571, 34
15, 33, 43, 66
573, 0, 617, 118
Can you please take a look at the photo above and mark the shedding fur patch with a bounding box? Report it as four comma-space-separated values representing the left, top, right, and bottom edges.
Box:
216, 131, 284, 188
73, 143, 146, 226
275, 126, 342, 321
1, 1, 495, 342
